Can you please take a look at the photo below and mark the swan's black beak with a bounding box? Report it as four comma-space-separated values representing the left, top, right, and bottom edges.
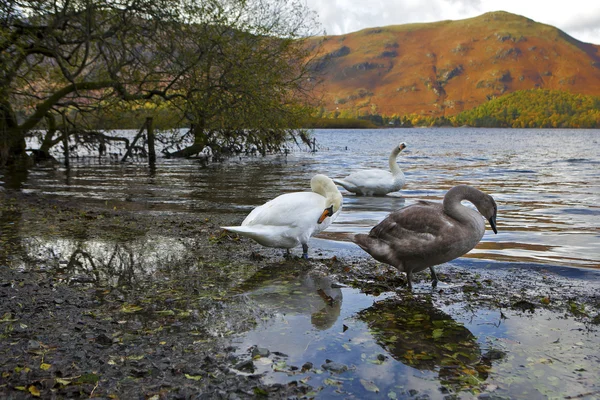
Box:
318, 205, 334, 224
489, 215, 497, 234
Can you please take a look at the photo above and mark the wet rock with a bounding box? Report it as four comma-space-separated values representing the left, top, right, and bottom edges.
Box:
321, 360, 348, 373
95, 333, 113, 346
483, 349, 507, 361
251, 346, 270, 358
511, 300, 536, 313
234, 359, 255, 373
478, 394, 511, 400
27, 340, 42, 351
301, 362, 313, 372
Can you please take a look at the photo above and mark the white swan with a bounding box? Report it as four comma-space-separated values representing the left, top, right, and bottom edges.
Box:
353, 185, 497, 289
333, 142, 407, 196
222, 174, 343, 259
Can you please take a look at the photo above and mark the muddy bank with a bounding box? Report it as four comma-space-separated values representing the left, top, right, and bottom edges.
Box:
1, 190, 599, 399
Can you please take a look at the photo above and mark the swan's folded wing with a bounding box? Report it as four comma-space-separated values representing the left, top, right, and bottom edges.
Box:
243, 192, 324, 227
344, 169, 392, 186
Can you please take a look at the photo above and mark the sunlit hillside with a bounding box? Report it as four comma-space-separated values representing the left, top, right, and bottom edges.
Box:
309, 11, 600, 118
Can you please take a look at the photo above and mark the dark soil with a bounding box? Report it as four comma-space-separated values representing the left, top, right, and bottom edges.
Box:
1, 190, 599, 399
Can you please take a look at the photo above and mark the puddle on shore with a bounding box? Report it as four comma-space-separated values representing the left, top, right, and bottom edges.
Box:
228, 263, 600, 399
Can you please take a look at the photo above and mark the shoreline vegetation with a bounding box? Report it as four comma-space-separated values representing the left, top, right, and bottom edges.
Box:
86, 89, 600, 131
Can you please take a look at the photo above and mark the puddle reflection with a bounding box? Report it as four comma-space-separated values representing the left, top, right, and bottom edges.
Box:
236, 265, 342, 330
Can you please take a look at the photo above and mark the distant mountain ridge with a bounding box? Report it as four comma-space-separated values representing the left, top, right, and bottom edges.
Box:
310, 11, 600, 117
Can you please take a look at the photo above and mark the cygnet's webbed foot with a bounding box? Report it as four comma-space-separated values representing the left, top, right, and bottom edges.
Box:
405, 270, 413, 291
430, 266, 439, 288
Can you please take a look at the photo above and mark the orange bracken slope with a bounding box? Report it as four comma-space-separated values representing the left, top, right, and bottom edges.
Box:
309, 11, 600, 117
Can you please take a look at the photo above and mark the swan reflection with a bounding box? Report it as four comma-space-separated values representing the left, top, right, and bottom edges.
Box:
236, 264, 342, 330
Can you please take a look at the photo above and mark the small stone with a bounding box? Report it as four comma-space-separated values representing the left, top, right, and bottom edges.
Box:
27, 340, 42, 351
483, 349, 506, 360
251, 347, 270, 358
234, 359, 255, 373
95, 333, 113, 346
301, 362, 313, 372
321, 361, 348, 373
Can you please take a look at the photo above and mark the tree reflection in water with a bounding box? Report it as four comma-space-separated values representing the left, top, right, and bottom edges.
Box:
358, 296, 492, 391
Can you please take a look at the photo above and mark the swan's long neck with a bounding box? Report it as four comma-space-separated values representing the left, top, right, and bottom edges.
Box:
443, 185, 486, 223
388, 147, 403, 176
311, 175, 343, 211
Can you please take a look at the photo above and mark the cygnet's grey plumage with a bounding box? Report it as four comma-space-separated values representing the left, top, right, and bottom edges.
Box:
333, 142, 406, 196
353, 185, 497, 289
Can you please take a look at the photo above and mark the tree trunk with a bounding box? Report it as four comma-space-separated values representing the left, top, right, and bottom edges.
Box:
0, 101, 28, 166
168, 124, 208, 158
0, 125, 28, 167
168, 143, 206, 158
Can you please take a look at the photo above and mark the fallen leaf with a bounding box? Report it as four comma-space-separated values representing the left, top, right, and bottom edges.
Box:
55, 378, 71, 386
185, 374, 202, 381
120, 304, 143, 313
28, 385, 41, 397
360, 379, 380, 392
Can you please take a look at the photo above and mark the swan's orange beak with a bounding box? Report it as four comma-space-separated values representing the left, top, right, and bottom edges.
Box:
318, 206, 334, 224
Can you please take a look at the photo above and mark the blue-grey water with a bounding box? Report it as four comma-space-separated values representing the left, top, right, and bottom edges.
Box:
16, 128, 600, 268
4, 128, 600, 399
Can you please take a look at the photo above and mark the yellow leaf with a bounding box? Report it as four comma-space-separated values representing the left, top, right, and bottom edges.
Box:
40, 363, 51, 371
120, 304, 143, 313
159, 341, 166, 345
0, 313, 18, 322
55, 378, 71, 385
15, 386, 26, 391
185, 373, 202, 381
28, 385, 41, 397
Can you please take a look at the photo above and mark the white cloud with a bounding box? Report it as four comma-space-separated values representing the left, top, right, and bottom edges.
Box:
305, 0, 600, 44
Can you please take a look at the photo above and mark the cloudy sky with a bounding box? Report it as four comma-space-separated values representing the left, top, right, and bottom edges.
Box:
304, 0, 600, 45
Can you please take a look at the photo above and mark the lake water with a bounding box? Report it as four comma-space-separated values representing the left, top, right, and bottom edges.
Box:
2, 128, 600, 398
13, 127, 600, 268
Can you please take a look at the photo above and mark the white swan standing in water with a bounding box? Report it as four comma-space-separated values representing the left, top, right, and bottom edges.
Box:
353, 185, 497, 289
333, 142, 407, 196
222, 174, 343, 259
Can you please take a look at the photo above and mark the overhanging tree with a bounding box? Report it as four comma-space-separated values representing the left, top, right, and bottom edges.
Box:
0, 0, 321, 166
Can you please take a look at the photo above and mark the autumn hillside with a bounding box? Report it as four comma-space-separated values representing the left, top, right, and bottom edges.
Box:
309, 11, 600, 118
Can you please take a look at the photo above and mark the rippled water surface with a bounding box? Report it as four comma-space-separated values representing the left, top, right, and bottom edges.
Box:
3, 128, 600, 398
14, 128, 600, 268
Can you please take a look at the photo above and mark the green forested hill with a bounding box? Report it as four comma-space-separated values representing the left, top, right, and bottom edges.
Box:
452, 89, 600, 128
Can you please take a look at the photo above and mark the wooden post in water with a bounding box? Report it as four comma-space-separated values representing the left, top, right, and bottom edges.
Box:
121, 120, 147, 162
146, 117, 156, 167
62, 114, 69, 168
312, 137, 317, 152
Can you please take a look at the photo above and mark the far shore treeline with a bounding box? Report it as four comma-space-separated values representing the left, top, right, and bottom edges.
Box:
91, 89, 600, 130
